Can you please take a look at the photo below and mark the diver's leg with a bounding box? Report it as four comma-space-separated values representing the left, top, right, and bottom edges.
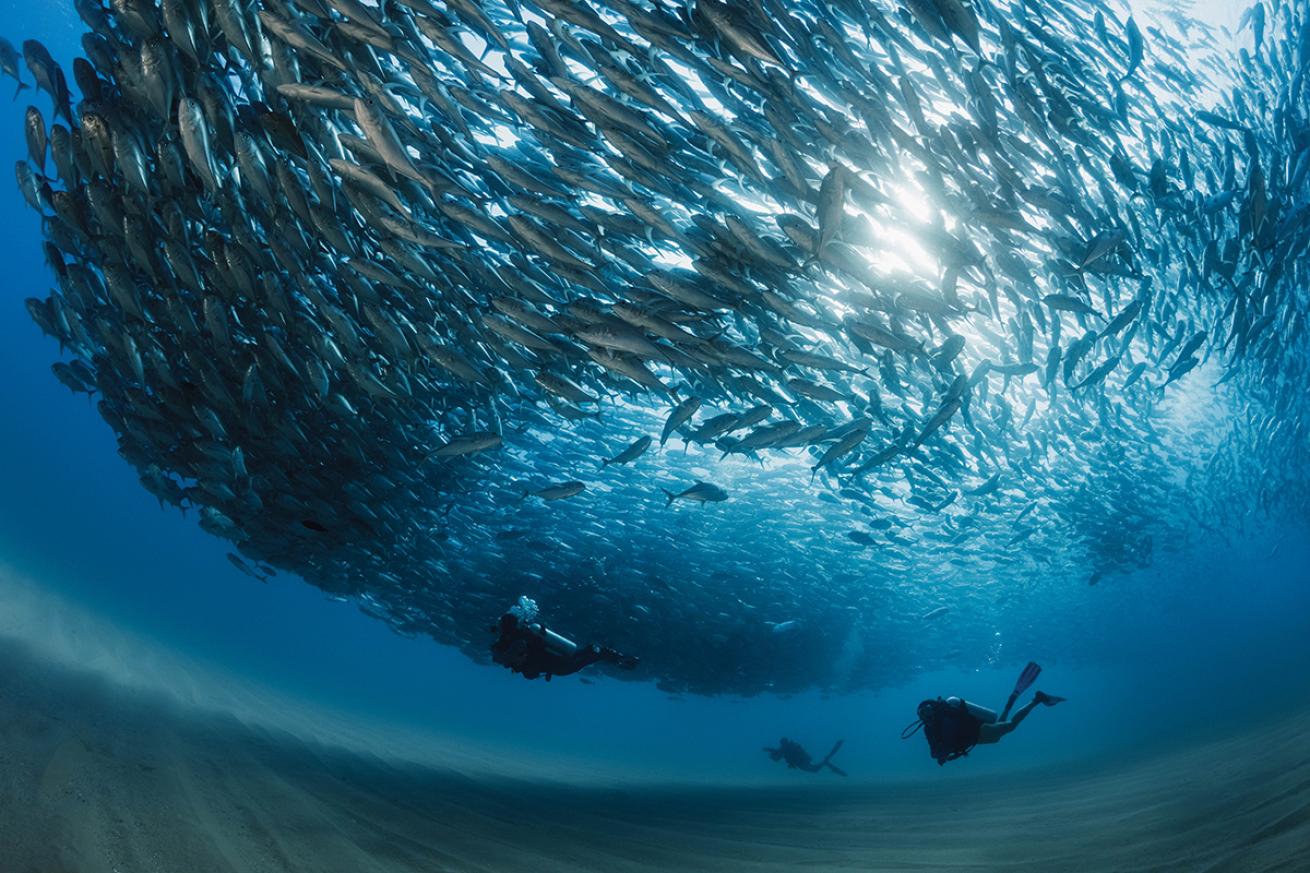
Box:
976, 698, 1040, 744
596, 644, 639, 669
555, 646, 605, 676
556, 645, 639, 675
812, 740, 846, 775
818, 739, 844, 766
1007, 697, 1041, 728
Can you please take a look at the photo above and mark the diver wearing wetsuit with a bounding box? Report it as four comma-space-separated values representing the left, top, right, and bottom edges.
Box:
490, 611, 638, 681
903, 662, 1066, 765
763, 737, 847, 776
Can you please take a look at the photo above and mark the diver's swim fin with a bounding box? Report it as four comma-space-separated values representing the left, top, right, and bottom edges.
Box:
819, 739, 844, 767
1001, 662, 1042, 721
819, 739, 846, 776
1014, 662, 1042, 695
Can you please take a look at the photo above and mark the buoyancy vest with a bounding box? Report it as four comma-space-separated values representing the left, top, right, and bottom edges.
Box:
901, 697, 984, 765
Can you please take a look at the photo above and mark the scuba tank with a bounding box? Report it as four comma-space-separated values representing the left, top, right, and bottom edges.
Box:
950, 696, 996, 723
529, 622, 578, 656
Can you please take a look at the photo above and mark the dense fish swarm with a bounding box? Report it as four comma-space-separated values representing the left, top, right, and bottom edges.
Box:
12, 0, 1310, 694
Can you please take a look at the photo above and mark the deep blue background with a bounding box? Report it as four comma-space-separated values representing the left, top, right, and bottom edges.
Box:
0, 0, 1306, 785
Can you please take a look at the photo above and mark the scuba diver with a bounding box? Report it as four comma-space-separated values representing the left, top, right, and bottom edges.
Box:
490, 597, 639, 681
763, 737, 847, 776
901, 662, 1066, 766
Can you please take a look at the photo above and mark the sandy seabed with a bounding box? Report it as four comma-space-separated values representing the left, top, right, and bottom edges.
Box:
0, 638, 1306, 873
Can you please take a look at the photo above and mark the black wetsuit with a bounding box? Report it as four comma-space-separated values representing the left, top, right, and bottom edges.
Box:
490, 614, 636, 680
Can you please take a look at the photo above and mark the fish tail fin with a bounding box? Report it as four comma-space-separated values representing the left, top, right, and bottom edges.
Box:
661, 488, 676, 507
13, 81, 29, 100
518, 490, 529, 504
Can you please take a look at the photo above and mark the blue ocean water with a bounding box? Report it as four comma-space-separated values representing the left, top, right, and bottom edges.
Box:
1, 0, 1308, 801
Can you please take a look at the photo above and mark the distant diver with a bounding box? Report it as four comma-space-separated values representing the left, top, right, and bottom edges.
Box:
763, 737, 847, 776
901, 662, 1066, 765
490, 596, 638, 681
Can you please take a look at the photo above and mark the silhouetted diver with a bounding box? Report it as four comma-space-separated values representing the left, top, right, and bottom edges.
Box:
902, 661, 1066, 765
763, 737, 847, 776
490, 608, 637, 681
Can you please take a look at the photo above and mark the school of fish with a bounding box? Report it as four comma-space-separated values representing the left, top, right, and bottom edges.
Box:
11, 0, 1310, 695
